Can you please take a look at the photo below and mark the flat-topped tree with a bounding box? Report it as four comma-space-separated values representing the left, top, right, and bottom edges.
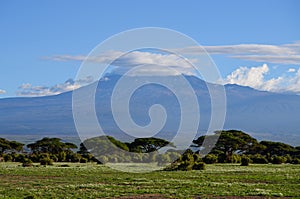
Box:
0, 138, 24, 154
128, 137, 171, 153
27, 137, 77, 155
259, 141, 296, 156
193, 130, 259, 161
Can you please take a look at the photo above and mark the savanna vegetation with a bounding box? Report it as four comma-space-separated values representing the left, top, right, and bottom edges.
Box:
0, 130, 300, 198
0, 162, 299, 198
1, 130, 300, 170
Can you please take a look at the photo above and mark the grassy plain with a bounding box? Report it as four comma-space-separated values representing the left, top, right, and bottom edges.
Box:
0, 162, 299, 198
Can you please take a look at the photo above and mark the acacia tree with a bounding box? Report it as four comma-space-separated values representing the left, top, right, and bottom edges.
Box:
127, 137, 171, 153
27, 137, 77, 155
0, 138, 24, 155
193, 130, 259, 162
259, 141, 296, 156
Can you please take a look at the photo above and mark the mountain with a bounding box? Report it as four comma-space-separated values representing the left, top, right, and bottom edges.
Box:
0, 74, 299, 146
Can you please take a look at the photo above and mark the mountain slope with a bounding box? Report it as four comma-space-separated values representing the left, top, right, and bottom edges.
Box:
0, 75, 299, 145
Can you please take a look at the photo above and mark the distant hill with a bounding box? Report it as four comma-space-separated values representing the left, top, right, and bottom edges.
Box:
0, 74, 299, 145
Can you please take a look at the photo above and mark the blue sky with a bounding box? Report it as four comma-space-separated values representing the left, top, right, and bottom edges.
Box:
1, 0, 300, 97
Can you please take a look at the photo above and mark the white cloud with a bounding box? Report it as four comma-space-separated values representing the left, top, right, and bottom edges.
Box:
226, 64, 272, 89
0, 89, 6, 94
47, 51, 198, 76
176, 41, 300, 65
225, 64, 300, 94
17, 76, 94, 97
286, 68, 300, 93
47, 41, 300, 67
231, 55, 300, 65
288, 68, 296, 73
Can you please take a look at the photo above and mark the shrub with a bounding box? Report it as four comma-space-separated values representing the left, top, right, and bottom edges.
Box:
164, 162, 180, 171
271, 155, 286, 164
283, 154, 293, 163
292, 158, 300, 164
203, 154, 218, 164
57, 151, 66, 162
40, 157, 53, 166
14, 154, 26, 162
251, 154, 268, 164
59, 164, 70, 167
22, 158, 33, 167
3, 154, 13, 162
228, 154, 241, 163
217, 153, 227, 163
192, 162, 206, 170
177, 161, 194, 171
241, 156, 250, 166
80, 158, 88, 163
70, 153, 82, 163
50, 154, 58, 162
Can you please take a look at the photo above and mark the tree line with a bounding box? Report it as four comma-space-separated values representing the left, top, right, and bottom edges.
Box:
0, 130, 299, 169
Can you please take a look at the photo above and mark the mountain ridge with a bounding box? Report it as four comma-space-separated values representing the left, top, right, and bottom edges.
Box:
0, 74, 299, 146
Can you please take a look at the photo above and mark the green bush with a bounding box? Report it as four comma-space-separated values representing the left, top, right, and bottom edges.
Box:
271, 155, 286, 164
177, 161, 194, 171
241, 156, 250, 166
283, 154, 293, 163
292, 158, 300, 164
217, 153, 227, 163
22, 158, 33, 167
203, 154, 218, 164
67, 153, 81, 163
227, 154, 241, 163
3, 154, 13, 162
40, 157, 53, 166
59, 164, 70, 167
80, 158, 88, 163
14, 154, 26, 162
251, 154, 268, 164
192, 162, 206, 170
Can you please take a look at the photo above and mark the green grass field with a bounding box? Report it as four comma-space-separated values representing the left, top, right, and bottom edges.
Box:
0, 162, 299, 198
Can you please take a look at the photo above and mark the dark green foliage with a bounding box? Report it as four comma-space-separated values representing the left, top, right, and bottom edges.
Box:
40, 157, 53, 166
128, 137, 171, 153
164, 150, 206, 171
271, 155, 286, 164
203, 154, 218, 164
80, 158, 88, 163
292, 158, 300, 164
66, 153, 81, 163
22, 158, 33, 167
26, 138, 78, 164
192, 130, 300, 166
193, 162, 206, 170
3, 154, 13, 162
59, 164, 70, 167
217, 153, 227, 163
193, 130, 259, 161
27, 137, 77, 155
0, 138, 24, 154
227, 154, 242, 163
107, 136, 129, 151
14, 153, 26, 162
178, 161, 194, 171
1, 130, 300, 168
241, 156, 250, 166
250, 154, 268, 164
260, 141, 296, 156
